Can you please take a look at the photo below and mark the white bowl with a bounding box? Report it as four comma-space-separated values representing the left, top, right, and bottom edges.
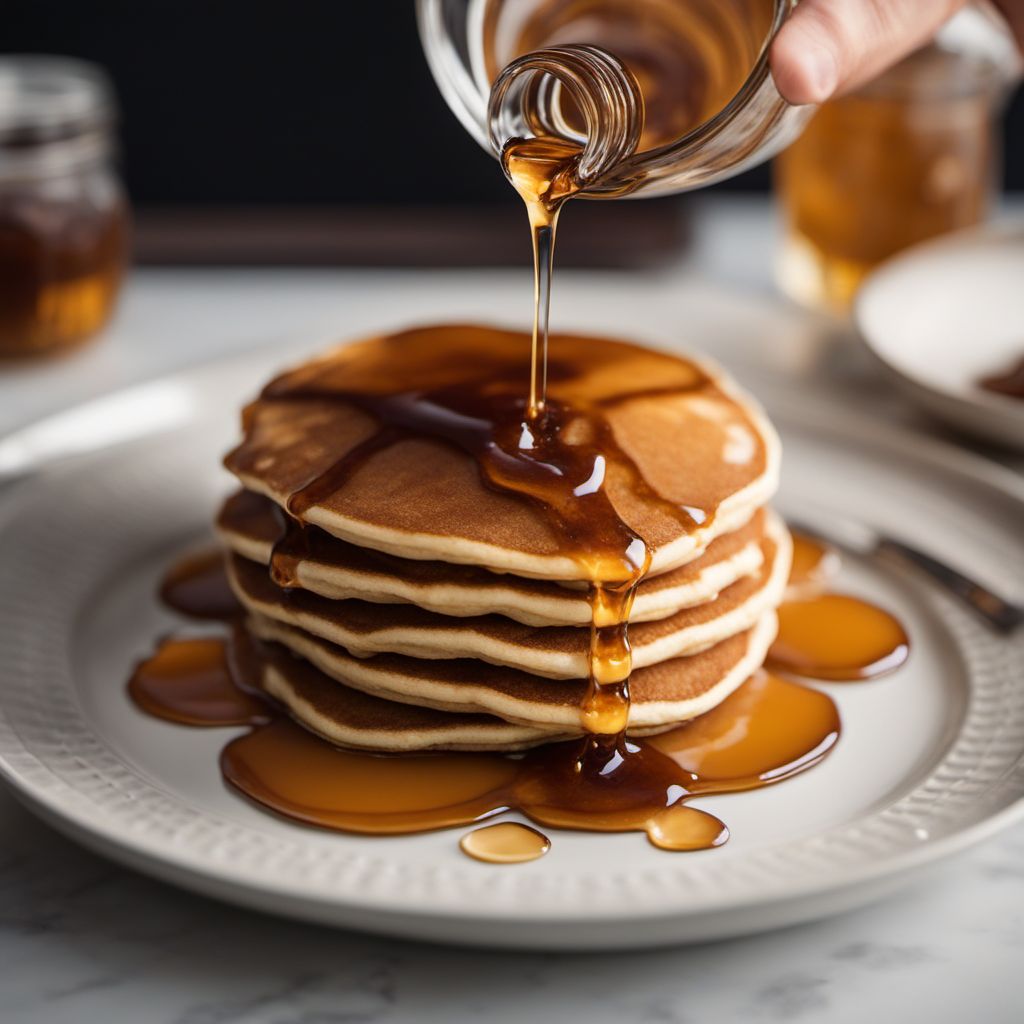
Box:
855, 221, 1024, 451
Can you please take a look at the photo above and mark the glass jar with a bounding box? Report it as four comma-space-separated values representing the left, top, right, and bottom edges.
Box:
417, 0, 812, 198
0, 56, 129, 357
775, 6, 1020, 312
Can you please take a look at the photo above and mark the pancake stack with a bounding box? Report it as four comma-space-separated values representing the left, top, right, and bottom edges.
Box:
219, 325, 790, 752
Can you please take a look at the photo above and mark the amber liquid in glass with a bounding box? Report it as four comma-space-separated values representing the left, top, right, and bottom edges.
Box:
776, 46, 996, 312
0, 188, 128, 356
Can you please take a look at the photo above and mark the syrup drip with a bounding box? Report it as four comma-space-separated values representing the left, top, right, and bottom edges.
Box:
501, 135, 584, 419
769, 593, 910, 681
131, 610, 840, 852
159, 548, 240, 620
460, 822, 551, 864
978, 353, 1024, 400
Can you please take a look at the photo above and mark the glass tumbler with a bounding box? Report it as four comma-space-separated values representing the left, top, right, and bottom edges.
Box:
775, 5, 1020, 313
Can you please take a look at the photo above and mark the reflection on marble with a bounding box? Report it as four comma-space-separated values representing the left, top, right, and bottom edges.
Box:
2, 791, 1022, 1024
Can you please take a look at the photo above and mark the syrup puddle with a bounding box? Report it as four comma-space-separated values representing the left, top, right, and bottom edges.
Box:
128, 634, 270, 727
768, 593, 910, 681
159, 548, 240, 621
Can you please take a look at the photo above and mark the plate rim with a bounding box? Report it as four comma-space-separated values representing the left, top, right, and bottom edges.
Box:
1, 345, 1023, 928
854, 219, 1024, 441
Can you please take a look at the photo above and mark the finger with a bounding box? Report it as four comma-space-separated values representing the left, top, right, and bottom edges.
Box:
770, 0, 969, 105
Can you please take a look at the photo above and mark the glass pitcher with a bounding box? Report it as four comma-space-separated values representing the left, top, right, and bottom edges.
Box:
417, 0, 810, 197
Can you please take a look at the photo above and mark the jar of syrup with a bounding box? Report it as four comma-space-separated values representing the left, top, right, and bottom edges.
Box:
0, 57, 129, 357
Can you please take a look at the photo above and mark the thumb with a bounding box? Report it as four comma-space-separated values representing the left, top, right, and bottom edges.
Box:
770, 0, 969, 105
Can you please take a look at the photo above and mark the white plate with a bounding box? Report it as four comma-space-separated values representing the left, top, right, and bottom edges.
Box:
856, 221, 1024, 451
0, 349, 1023, 951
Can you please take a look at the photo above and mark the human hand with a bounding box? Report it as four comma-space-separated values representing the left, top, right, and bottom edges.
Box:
770, 0, 1024, 105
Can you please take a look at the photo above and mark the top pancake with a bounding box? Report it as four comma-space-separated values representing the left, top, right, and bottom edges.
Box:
225, 324, 780, 580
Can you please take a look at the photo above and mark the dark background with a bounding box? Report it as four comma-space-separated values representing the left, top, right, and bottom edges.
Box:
9, 1, 1024, 205
7, 2, 1022, 265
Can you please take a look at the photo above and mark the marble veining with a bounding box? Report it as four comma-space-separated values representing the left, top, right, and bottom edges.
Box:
2, 790, 1023, 1024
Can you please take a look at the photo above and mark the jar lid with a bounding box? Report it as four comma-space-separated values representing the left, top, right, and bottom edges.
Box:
0, 55, 116, 143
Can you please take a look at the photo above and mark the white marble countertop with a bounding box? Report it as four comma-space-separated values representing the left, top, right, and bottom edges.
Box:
1, 197, 1022, 1023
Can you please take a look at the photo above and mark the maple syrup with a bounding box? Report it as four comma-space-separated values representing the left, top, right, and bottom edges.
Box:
159, 548, 241, 620
460, 822, 551, 864
787, 532, 841, 596
776, 45, 999, 311
131, 606, 841, 852
133, 517, 915, 858
648, 670, 840, 792
481, 0, 775, 154
0, 202, 128, 355
0, 58, 129, 356
769, 593, 910, 681
501, 135, 584, 419
128, 634, 270, 727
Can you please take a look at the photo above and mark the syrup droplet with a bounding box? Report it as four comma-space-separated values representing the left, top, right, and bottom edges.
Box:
460, 822, 551, 863
159, 549, 241, 620
646, 804, 728, 851
768, 593, 910, 680
128, 636, 270, 726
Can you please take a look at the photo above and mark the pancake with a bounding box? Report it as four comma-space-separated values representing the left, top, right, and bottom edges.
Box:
224, 325, 780, 580
248, 610, 779, 731
217, 490, 767, 626
227, 515, 790, 679
257, 640, 567, 752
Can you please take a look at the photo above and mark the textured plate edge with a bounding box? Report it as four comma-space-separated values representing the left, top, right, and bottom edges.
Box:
853, 219, 1024, 449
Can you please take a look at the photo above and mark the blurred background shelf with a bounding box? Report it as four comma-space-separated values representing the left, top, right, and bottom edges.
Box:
130, 201, 689, 267
9, 2, 1022, 270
